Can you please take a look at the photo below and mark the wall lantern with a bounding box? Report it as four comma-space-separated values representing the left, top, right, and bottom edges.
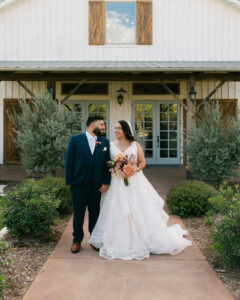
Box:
116, 87, 127, 105
189, 86, 197, 103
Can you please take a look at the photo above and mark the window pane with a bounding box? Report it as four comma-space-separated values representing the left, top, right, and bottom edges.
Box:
144, 122, 153, 130
145, 141, 153, 149
62, 83, 108, 95
160, 122, 168, 130
160, 113, 168, 121
160, 141, 168, 149
133, 83, 180, 95
106, 3, 136, 44
145, 150, 153, 158
169, 122, 177, 130
160, 132, 168, 139
160, 150, 168, 158
170, 150, 178, 158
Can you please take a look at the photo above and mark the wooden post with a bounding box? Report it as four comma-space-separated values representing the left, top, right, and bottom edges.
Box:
185, 79, 196, 169
47, 80, 56, 100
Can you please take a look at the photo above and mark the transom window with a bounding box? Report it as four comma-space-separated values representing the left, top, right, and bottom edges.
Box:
105, 2, 136, 45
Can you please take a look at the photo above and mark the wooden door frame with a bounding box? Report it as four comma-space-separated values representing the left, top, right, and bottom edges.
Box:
3, 98, 21, 164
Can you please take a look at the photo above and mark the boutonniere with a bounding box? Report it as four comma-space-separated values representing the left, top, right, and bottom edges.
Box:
96, 141, 102, 146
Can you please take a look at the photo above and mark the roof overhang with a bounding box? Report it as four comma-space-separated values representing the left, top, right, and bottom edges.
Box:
1, 61, 240, 81
1, 61, 240, 72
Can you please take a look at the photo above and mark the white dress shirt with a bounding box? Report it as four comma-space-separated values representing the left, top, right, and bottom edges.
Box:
86, 131, 97, 154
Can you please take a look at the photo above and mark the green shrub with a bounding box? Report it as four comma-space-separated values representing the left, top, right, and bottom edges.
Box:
205, 183, 240, 269
184, 101, 240, 183
0, 179, 60, 237
0, 239, 10, 298
0, 206, 3, 231
167, 180, 218, 217
8, 92, 81, 176
37, 175, 72, 215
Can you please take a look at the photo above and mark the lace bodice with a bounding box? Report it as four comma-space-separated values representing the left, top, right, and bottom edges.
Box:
110, 141, 138, 160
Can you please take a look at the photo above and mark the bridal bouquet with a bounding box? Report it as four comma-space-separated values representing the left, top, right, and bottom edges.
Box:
107, 153, 138, 186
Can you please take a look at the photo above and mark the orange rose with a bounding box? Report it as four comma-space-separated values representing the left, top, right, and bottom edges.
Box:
122, 164, 134, 177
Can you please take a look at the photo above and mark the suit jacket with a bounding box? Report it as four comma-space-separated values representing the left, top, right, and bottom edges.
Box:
64, 133, 111, 188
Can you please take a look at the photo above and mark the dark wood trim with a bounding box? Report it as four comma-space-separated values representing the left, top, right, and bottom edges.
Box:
3, 98, 21, 164
1, 72, 240, 81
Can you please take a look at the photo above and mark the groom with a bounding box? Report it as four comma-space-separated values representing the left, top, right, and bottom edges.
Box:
65, 115, 111, 253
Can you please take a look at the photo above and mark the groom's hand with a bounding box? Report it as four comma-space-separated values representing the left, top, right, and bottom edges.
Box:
99, 184, 109, 193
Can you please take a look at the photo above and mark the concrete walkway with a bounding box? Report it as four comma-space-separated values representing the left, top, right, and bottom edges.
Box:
23, 167, 233, 300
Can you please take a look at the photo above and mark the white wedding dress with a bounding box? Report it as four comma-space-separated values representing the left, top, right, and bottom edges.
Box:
89, 141, 192, 260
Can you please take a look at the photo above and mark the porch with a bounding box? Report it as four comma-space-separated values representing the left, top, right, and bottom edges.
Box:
0, 61, 240, 166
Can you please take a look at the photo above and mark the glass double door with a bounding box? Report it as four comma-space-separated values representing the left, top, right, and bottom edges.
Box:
66, 101, 110, 138
133, 101, 181, 165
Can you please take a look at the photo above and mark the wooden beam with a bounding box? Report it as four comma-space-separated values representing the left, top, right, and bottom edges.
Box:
60, 80, 86, 104
157, 79, 188, 111
1, 72, 240, 81
196, 80, 226, 110
17, 81, 37, 101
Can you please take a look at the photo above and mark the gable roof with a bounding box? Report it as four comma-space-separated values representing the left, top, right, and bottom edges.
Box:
0, 0, 240, 11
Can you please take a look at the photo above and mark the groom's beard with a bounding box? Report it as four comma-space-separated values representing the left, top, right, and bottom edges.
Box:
93, 127, 104, 137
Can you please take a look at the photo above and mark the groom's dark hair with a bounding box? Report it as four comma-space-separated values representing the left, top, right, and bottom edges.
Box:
86, 115, 104, 127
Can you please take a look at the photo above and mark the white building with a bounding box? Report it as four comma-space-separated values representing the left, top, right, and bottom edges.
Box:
0, 0, 240, 165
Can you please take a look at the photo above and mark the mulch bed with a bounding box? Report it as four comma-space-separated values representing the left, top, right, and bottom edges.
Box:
1, 180, 72, 300
182, 217, 240, 300
1, 183, 240, 299
1, 214, 71, 300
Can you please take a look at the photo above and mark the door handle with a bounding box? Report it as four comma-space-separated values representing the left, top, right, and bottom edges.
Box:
157, 136, 160, 148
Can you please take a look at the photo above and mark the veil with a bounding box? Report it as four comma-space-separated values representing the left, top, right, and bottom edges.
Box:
127, 121, 133, 135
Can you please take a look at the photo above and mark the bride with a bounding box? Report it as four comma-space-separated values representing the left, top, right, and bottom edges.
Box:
89, 120, 192, 260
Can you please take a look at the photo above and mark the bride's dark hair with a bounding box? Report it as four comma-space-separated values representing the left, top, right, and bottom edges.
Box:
118, 120, 135, 142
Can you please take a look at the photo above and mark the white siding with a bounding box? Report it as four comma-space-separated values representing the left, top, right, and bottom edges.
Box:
0, 0, 240, 62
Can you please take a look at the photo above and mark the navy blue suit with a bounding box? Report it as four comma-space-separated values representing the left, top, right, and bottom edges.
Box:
65, 133, 111, 243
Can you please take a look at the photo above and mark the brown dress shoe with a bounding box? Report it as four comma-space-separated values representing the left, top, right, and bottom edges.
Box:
90, 244, 99, 252
71, 243, 81, 253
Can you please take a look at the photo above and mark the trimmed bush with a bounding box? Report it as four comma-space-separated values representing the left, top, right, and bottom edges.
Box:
37, 175, 72, 215
8, 92, 81, 176
184, 101, 240, 183
205, 183, 240, 269
0, 179, 60, 237
167, 180, 218, 217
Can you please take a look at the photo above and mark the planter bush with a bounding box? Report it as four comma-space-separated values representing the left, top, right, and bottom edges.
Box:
205, 183, 240, 269
37, 175, 72, 215
8, 92, 81, 176
184, 101, 240, 183
0, 179, 60, 237
167, 180, 218, 217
